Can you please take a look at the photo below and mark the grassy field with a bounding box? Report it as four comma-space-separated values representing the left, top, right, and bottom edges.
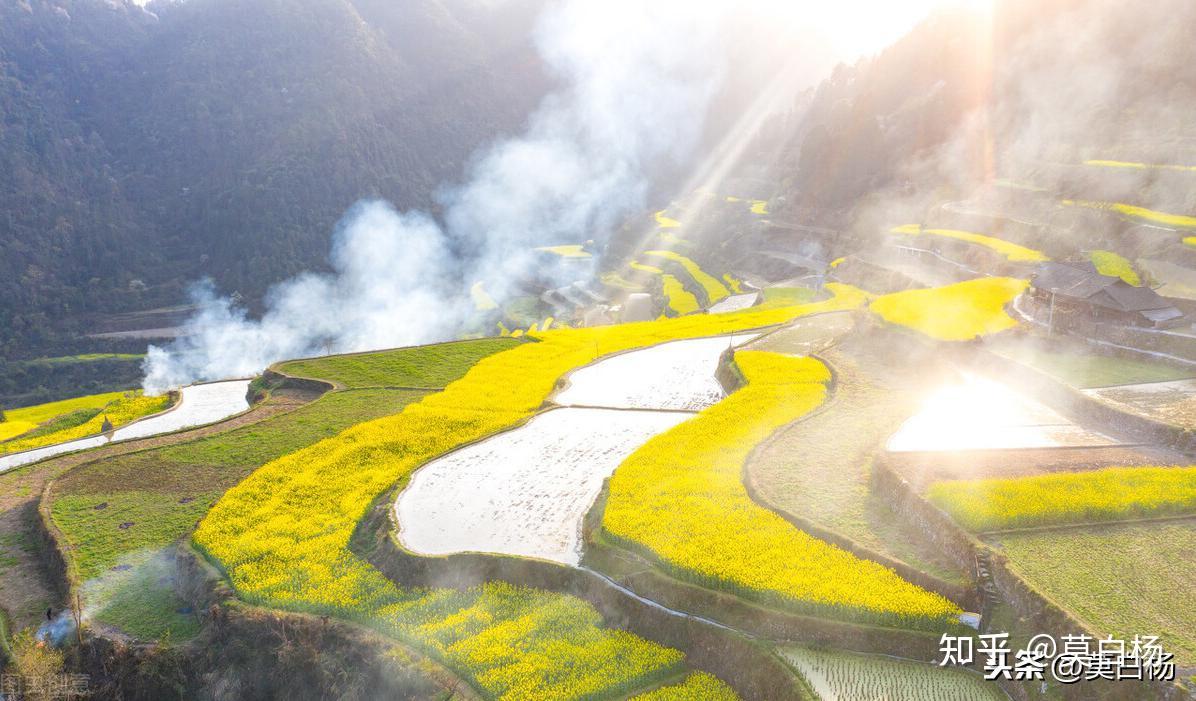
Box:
988, 339, 1195, 388
929, 466, 1196, 531
745, 345, 968, 586
275, 337, 523, 388
781, 646, 1007, 701
994, 519, 1196, 666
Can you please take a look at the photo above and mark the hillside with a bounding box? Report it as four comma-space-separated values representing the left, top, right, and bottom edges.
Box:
0, 0, 552, 357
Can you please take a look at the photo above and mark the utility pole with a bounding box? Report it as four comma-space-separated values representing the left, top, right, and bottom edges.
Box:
1048, 292, 1056, 336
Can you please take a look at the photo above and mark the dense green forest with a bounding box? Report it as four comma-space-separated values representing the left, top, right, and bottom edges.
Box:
0, 0, 552, 358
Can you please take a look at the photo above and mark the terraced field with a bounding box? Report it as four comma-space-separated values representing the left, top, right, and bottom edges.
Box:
988, 337, 1195, 388
188, 292, 868, 698
1084, 379, 1196, 429
891, 224, 1048, 263
0, 381, 250, 473
782, 647, 1007, 701
603, 350, 960, 628
992, 520, 1196, 667
398, 334, 756, 564
745, 341, 969, 586
45, 340, 520, 639
1, 391, 172, 457
869, 278, 1029, 341
929, 465, 1196, 531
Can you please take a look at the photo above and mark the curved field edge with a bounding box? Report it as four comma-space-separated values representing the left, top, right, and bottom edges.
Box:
191, 290, 869, 698
600, 350, 961, 630
1, 391, 176, 457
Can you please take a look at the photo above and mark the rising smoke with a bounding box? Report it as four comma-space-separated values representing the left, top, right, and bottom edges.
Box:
143, 0, 730, 393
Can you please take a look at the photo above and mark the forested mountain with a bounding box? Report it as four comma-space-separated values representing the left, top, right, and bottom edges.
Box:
0, 0, 552, 357
754, 0, 1196, 224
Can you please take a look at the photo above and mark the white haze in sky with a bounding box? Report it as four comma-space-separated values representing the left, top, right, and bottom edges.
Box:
144, 0, 940, 392
143, 0, 732, 392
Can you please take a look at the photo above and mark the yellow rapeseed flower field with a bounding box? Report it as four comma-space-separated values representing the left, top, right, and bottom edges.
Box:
661, 274, 700, 315
1, 391, 172, 455
1083, 159, 1196, 173
536, 244, 592, 258
3, 391, 129, 432
1088, 250, 1141, 286
631, 261, 701, 315
868, 277, 1029, 341
655, 210, 682, 228
602, 351, 960, 629
645, 250, 730, 303
1062, 200, 1196, 231
631, 672, 738, 700
891, 224, 1048, 263
194, 286, 866, 698
928, 466, 1196, 531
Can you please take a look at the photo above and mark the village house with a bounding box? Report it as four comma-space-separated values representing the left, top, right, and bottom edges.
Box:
1029, 261, 1185, 329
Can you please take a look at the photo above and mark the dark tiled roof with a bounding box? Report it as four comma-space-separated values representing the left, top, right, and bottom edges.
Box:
1031, 262, 1118, 298
1032, 261, 1179, 314
1101, 283, 1173, 312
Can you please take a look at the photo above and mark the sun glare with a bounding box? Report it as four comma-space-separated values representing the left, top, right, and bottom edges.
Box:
759, 0, 993, 58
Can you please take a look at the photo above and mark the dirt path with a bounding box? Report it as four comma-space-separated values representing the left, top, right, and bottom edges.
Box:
0, 388, 317, 635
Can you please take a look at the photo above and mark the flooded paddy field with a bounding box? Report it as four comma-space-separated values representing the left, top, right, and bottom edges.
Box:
396, 408, 689, 564
396, 334, 757, 564
553, 334, 757, 411
0, 380, 251, 473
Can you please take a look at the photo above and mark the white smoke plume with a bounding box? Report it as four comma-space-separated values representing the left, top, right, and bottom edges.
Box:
143, 0, 731, 393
